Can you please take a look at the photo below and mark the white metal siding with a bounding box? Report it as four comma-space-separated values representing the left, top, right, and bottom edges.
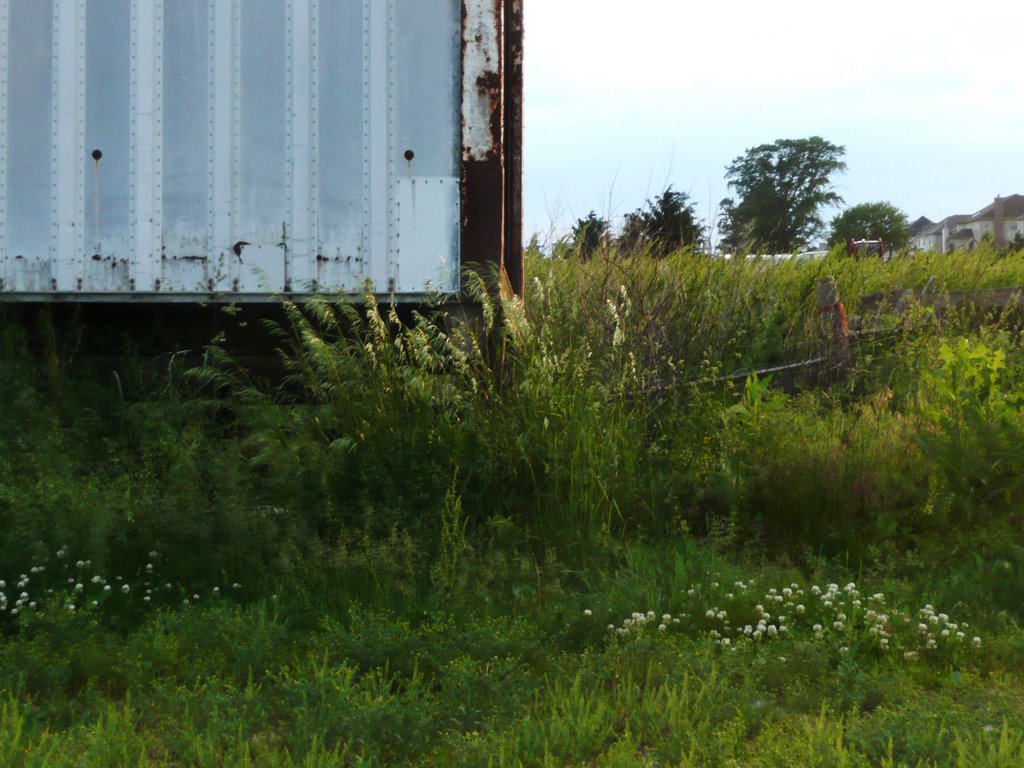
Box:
1, 0, 462, 299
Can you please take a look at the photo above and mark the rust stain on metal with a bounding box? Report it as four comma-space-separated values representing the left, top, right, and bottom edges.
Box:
459, 0, 523, 299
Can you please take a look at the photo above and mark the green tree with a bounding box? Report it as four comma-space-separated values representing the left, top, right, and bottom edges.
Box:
718, 137, 847, 253
570, 211, 611, 260
829, 201, 911, 251
619, 186, 705, 257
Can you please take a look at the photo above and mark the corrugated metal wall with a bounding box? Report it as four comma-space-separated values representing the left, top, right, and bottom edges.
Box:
0, 0, 463, 298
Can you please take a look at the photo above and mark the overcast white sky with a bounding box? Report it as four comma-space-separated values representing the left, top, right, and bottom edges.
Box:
523, 0, 1024, 246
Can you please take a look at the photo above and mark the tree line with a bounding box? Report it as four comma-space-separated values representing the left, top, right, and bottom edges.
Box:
566, 137, 913, 258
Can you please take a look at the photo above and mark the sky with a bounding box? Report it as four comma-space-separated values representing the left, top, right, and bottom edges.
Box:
523, 0, 1024, 248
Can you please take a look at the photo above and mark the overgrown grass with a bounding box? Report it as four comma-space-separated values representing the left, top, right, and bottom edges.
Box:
2, 246, 1024, 764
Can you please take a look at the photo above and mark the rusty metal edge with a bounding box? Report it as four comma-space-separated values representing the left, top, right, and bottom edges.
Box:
459, 0, 523, 301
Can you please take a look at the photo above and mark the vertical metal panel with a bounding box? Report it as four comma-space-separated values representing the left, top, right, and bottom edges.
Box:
460, 0, 505, 293
0, 0, 8, 285
366, 0, 393, 293
317, 0, 362, 291
51, 0, 86, 291
206, 0, 239, 292
7, 2, 53, 290
85, 0, 130, 291
239, 0, 287, 283
284, 0, 317, 293
129, 0, 163, 291
162, 0, 207, 276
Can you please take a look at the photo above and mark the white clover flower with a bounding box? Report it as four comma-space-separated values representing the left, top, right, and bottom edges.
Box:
0, 580, 5, 588
121, 585, 129, 594
904, 651, 918, 661
66, 604, 75, 612
76, 560, 85, 568
91, 575, 103, 584
658, 624, 667, 632
687, 588, 696, 596
725, 593, 734, 600
672, 618, 680, 624
813, 624, 823, 632
783, 588, 792, 597
744, 625, 753, 635
91, 600, 98, 607
845, 582, 856, 592
837, 613, 847, 622
811, 586, 822, 596
762, 613, 771, 622
646, 611, 655, 620
582, 609, 592, 617
103, 585, 111, 592
710, 630, 720, 638
143, 596, 151, 603
768, 588, 778, 596
972, 637, 982, 648
149, 551, 158, 559
879, 638, 889, 649
926, 639, 937, 650
779, 625, 788, 633
767, 625, 778, 637
716, 611, 727, 620
710, 582, 719, 589
869, 627, 879, 636
607, 624, 615, 631
918, 623, 928, 633
75, 583, 83, 591
777, 615, 786, 623
755, 604, 764, 614
30, 567, 39, 574
753, 630, 762, 639
956, 631, 965, 640
941, 629, 950, 638
796, 604, 805, 614
839, 646, 849, 655
852, 600, 861, 607
145, 564, 154, 573
720, 638, 730, 647
833, 621, 844, 631
662, 614, 671, 623
706, 609, 716, 619
823, 600, 833, 608
734, 581, 745, 590
28, 601, 36, 609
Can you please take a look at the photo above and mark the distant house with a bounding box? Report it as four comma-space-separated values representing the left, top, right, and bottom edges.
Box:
912, 214, 971, 253
956, 195, 1024, 249
911, 195, 1024, 253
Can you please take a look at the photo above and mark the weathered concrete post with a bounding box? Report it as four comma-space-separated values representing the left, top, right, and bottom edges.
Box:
816, 277, 853, 375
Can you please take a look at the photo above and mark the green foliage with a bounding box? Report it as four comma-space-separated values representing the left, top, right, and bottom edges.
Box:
620, 186, 706, 256
830, 201, 913, 251
7, 249, 1024, 764
719, 136, 847, 253
569, 211, 611, 260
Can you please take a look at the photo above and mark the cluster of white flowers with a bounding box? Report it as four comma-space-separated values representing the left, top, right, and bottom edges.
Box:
603, 610, 681, 638
586, 574, 984, 665
1, 547, 241, 620
909, 604, 977, 654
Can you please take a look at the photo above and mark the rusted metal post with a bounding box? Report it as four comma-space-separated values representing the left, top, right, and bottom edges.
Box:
816, 277, 853, 374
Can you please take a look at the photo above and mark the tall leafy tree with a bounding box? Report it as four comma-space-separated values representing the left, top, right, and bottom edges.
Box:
829, 201, 911, 251
619, 186, 705, 257
718, 137, 846, 253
